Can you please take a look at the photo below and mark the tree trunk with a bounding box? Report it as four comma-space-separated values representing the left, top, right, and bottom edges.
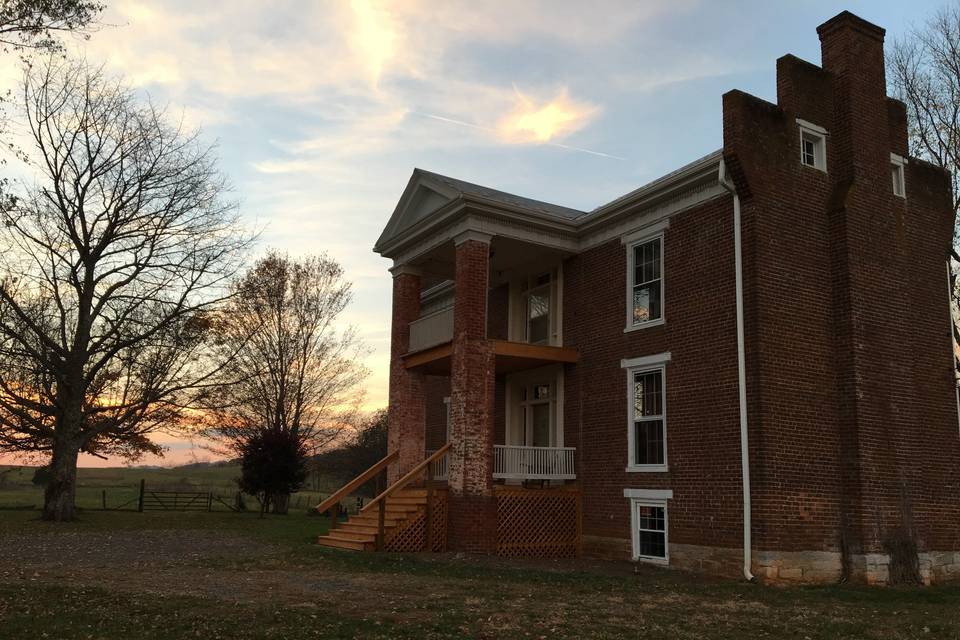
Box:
272, 492, 290, 515
42, 436, 80, 521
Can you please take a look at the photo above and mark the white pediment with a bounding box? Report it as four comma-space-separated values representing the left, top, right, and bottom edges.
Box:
375, 171, 460, 252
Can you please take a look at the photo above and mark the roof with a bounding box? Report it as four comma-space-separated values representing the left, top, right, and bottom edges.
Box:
374, 150, 725, 258
415, 170, 587, 220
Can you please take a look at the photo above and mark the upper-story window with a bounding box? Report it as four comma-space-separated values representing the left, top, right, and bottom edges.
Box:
622, 352, 670, 472
797, 119, 827, 172
628, 236, 663, 329
891, 153, 906, 198
523, 272, 552, 345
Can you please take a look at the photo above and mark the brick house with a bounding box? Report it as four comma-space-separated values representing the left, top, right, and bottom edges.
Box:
320, 12, 960, 584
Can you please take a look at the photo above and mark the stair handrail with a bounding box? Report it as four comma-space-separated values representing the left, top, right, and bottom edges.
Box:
315, 449, 398, 515
361, 443, 451, 514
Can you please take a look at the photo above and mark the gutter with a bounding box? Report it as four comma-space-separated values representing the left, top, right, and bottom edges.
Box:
719, 158, 755, 582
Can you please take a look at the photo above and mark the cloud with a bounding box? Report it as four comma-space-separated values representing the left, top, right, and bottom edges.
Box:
497, 88, 599, 144
349, 0, 401, 88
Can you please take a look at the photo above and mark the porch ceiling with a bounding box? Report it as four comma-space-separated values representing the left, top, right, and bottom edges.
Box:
402, 339, 578, 375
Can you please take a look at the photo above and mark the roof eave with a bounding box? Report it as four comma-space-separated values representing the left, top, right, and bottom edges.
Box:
579, 150, 723, 231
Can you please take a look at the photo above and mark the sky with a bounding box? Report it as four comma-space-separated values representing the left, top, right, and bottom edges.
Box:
0, 0, 945, 467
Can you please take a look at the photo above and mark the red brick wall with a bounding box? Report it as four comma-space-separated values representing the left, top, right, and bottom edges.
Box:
447, 238, 497, 552
424, 375, 451, 451
487, 283, 510, 340
407, 11, 959, 568
724, 11, 959, 564
387, 271, 425, 483
563, 196, 743, 549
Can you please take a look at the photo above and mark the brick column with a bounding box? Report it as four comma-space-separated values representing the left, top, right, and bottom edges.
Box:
447, 232, 497, 553
387, 264, 425, 484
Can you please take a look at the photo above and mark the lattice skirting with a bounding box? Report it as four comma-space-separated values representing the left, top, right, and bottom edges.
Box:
496, 486, 581, 558
384, 491, 447, 553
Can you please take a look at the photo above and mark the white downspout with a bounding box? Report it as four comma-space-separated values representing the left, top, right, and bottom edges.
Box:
947, 259, 960, 436
719, 159, 754, 581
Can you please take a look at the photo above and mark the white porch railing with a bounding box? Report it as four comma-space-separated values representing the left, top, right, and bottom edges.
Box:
427, 449, 448, 481
409, 307, 454, 353
493, 445, 576, 480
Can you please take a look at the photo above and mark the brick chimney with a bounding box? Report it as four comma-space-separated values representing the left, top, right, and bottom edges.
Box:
817, 11, 888, 183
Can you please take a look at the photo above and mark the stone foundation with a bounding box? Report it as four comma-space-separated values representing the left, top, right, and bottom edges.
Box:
582, 537, 960, 585
849, 551, 960, 585
753, 549, 843, 583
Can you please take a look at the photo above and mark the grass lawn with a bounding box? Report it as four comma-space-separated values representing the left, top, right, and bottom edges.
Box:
0, 510, 958, 639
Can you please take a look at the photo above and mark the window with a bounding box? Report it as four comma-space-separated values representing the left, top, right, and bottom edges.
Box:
635, 503, 666, 559
797, 119, 827, 172
523, 273, 551, 345
622, 353, 670, 472
891, 153, 906, 198
628, 236, 663, 329
632, 369, 665, 466
624, 489, 672, 563
519, 381, 553, 447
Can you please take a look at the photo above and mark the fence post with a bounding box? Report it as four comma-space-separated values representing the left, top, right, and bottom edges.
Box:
101, 489, 106, 510
207, 492, 213, 512
137, 479, 145, 513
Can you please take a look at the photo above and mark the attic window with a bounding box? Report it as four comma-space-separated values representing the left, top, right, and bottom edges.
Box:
797, 119, 827, 172
891, 153, 907, 198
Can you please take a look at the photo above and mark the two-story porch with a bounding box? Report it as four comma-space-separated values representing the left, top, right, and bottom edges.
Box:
318, 169, 587, 556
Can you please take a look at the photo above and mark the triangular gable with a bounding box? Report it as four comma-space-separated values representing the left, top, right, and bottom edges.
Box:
375, 170, 461, 252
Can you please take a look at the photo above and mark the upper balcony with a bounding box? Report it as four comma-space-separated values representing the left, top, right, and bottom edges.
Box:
410, 305, 453, 353
403, 265, 578, 375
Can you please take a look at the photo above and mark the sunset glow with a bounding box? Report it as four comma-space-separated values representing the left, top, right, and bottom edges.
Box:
497, 89, 598, 144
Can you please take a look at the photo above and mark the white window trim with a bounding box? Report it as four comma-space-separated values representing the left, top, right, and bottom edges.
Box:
624, 489, 672, 564
797, 119, 827, 172
624, 230, 666, 333
623, 352, 670, 473
891, 152, 907, 198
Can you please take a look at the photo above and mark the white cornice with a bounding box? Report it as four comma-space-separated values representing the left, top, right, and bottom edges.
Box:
375, 150, 726, 261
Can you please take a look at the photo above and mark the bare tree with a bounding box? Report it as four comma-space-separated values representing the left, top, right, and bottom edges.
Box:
203, 251, 367, 514
889, 4, 960, 374
0, 57, 251, 521
0, 0, 103, 52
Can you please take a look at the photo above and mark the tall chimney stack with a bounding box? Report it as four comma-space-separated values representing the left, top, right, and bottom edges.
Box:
817, 11, 888, 183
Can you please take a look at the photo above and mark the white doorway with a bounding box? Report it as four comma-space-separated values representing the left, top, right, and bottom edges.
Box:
505, 366, 563, 448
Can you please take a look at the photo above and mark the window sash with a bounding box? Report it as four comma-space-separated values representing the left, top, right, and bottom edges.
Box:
632, 502, 667, 560
628, 366, 666, 469
891, 163, 905, 197
630, 238, 663, 325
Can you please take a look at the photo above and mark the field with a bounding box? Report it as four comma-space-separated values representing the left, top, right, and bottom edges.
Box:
0, 508, 958, 639
0, 463, 344, 513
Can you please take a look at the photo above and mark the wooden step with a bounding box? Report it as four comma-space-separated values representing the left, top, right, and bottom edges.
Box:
350, 514, 406, 527
326, 528, 376, 542
337, 522, 383, 535
316, 535, 370, 551
387, 496, 427, 506
393, 488, 428, 498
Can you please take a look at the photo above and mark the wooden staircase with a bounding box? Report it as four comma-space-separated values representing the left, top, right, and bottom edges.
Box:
314, 444, 450, 553
316, 488, 427, 551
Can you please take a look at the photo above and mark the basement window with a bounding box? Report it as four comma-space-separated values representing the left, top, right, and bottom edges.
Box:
891, 153, 907, 198
797, 119, 827, 172
624, 489, 672, 564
